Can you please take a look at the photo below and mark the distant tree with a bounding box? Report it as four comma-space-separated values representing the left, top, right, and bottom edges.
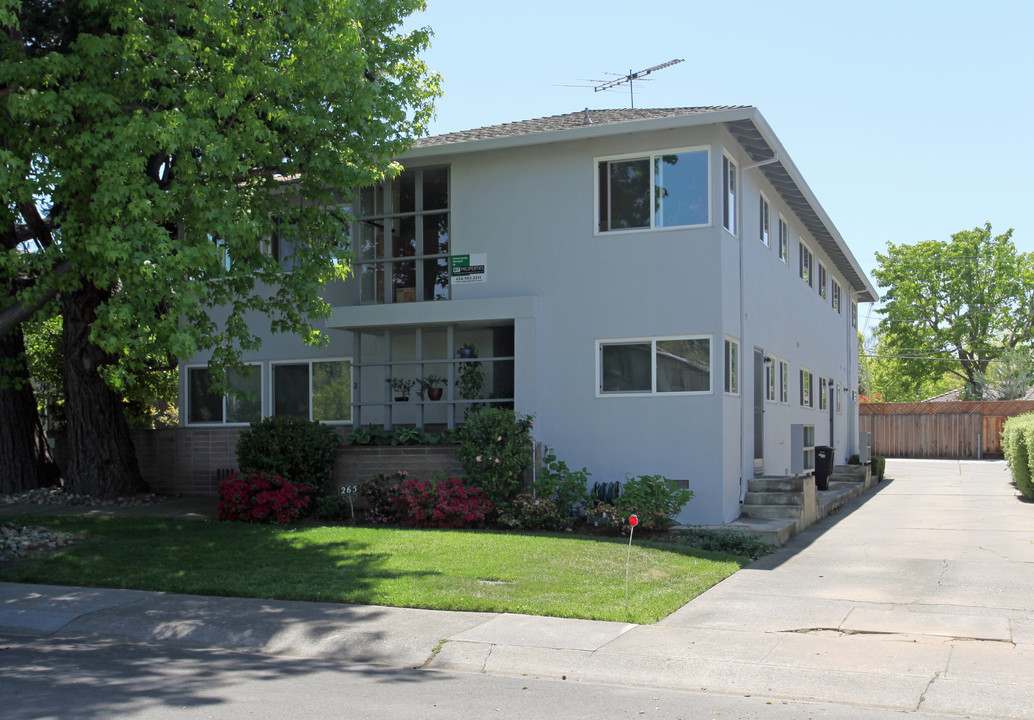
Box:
1, 0, 440, 496
861, 331, 962, 402
961, 347, 1034, 401
872, 224, 1034, 398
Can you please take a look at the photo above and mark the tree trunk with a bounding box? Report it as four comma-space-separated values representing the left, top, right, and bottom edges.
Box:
62, 285, 148, 497
0, 325, 62, 494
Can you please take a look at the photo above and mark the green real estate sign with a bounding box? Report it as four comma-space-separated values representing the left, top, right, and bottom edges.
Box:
450, 253, 487, 285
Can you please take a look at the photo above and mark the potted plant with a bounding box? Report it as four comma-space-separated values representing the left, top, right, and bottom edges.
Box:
418, 374, 448, 401
458, 343, 477, 359
456, 344, 484, 418
386, 377, 416, 402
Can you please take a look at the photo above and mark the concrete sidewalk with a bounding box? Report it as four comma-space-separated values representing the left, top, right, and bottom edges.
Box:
2, 460, 1031, 719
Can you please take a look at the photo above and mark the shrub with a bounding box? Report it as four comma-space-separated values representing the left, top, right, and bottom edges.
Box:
455, 409, 534, 505
361, 471, 409, 524
498, 493, 568, 531
872, 455, 886, 481
533, 451, 591, 516
236, 416, 341, 493
667, 528, 774, 561
218, 471, 309, 524
1003, 413, 1034, 499
394, 476, 494, 529
613, 474, 694, 531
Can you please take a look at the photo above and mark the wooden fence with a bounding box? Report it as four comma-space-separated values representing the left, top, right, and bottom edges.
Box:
859, 401, 1034, 459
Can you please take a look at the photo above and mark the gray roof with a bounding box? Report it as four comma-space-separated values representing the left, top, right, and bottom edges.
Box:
411, 107, 748, 148
407, 107, 878, 303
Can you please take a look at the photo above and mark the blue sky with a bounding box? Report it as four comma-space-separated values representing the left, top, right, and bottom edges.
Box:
406, 1, 1033, 336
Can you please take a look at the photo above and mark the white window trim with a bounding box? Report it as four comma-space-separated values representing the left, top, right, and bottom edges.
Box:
723, 336, 740, 395
759, 193, 771, 247
832, 279, 842, 314
799, 240, 813, 287
779, 358, 790, 404
818, 262, 827, 299
819, 376, 829, 411
778, 215, 789, 264
594, 146, 712, 235
836, 381, 843, 414
596, 335, 713, 397
765, 352, 777, 402
270, 357, 354, 424
851, 301, 858, 328
800, 367, 815, 409
185, 362, 263, 427
722, 152, 737, 236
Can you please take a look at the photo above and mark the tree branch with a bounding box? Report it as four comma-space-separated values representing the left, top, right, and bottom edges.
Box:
0, 260, 74, 338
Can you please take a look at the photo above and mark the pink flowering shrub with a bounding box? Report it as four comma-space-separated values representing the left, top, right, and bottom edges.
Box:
361, 471, 410, 524
218, 471, 310, 524
395, 476, 494, 529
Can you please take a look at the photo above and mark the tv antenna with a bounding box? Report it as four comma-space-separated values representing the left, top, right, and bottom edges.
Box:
594, 59, 684, 108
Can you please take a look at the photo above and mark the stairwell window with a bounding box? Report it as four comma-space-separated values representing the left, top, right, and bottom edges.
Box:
597, 148, 709, 232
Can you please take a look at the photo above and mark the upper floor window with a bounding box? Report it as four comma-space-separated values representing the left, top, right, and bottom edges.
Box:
356, 166, 450, 304
800, 367, 814, 408
818, 262, 827, 299
722, 154, 737, 234
598, 335, 711, 395
778, 216, 789, 263
799, 241, 813, 287
597, 148, 709, 232
851, 301, 858, 328
759, 194, 770, 247
832, 279, 842, 314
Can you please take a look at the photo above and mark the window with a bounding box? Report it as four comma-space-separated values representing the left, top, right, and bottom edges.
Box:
759, 194, 770, 247
722, 154, 737, 234
779, 359, 789, 403
818, 262, 827, 299
799, 242, 813, 287
778, 216, 789, 263
187, 365, 261, 425
724, 338, 739, 394
272, 225, 299, 271
819, 377, 829, 411
765, 353, 776, 401
599, 336, 711, 395
851, 301, 858, 328
832, 279, 842, 313
800, 368, 814, 408
836, 381, 843, 414
272, 359, 352, 422
597, 148, 709, 232
356, 166, 450, 304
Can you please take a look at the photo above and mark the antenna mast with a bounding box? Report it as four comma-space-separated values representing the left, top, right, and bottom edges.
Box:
594, 59, 684, 108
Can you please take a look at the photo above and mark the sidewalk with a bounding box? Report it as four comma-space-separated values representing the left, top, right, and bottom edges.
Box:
2, 460, 1031, 719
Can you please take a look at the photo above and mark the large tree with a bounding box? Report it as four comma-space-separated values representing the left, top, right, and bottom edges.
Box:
872, 223, 1034, 397
1, 0, 439, 495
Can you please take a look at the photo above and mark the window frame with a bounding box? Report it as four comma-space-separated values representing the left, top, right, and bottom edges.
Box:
595, 146, 712, 234
779, 358, 790, 404
270, 357, 354, 424
800, 367, 815, 409
818, 262, 827, 299
836, 381, 843, 414
185, 363, 262, 426
724, 337, 740, 395
819, 376, 829, 411
722, 153, 737, 235
851, 301, 858, 328
596, 335, 713, 397
799, 241, 813, 287
778, 216, 789, 264
765, 352, 777, 401
759, 193, 771, 247
832, 279, 842, 314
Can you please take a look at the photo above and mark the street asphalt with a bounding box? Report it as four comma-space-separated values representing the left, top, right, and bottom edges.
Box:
1, 459, 1030, 719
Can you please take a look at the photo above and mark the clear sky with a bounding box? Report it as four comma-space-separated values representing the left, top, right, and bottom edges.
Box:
405, 0, 1033, 336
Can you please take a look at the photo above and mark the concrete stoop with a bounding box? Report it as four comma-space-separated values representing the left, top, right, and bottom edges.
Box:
673, 464, 876, 547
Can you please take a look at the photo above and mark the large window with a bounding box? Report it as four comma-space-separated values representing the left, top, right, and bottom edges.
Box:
722, 154, 737, 234
778, 216, 789, 263
724, 337, 739, 394
598, 336, 711, 395
597, 148, 709, 232
187, 365, 261, 425
356, 166, 450, 304
272, 359, 352, 422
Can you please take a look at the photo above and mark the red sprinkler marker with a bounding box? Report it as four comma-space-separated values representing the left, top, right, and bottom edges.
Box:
625, 515, 639, 612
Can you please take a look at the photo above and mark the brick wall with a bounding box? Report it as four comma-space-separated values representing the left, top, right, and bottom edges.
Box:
334, 446, 465, 493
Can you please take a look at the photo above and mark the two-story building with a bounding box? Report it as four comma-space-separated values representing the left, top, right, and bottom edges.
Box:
179, 106, 878, 525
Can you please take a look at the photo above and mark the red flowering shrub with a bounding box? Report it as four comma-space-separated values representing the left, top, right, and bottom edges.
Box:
218, 471, 310, 524
395, 476, 494, 529
360, 471, 409, 525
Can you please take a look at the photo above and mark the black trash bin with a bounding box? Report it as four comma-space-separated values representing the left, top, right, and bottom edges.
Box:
814, 445, 834, 490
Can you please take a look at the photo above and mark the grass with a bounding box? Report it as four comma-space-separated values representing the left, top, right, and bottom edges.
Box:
0, 515, 749, 623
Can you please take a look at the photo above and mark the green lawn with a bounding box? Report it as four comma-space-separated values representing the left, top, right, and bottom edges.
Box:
0, 516, 748, 623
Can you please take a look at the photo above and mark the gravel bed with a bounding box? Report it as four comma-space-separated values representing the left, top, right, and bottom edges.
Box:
0, 487, 166, 564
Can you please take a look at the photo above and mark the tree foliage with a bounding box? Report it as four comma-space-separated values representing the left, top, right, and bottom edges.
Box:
871, 224, 1034, 396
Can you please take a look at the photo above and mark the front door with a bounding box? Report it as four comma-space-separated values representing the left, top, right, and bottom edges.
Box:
754, 348, 764, 473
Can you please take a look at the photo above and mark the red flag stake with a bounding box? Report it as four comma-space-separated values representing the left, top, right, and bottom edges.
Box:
625, 515, 639, 613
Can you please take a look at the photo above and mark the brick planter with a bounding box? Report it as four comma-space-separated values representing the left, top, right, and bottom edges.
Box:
335, 445, 465, 493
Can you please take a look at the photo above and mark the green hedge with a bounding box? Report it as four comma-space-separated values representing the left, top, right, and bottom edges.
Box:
1002, 412, 1034, 500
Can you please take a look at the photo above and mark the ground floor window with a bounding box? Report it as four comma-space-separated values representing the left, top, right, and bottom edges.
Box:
819, 377, 829, 411
765, 353, 777, 401
724, 338, 739, 394
187, 365, 262, 425
800, 368, 814, 408
598, 335, 711, 395
272, 359, 352, 423
779, 359, 789, 403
